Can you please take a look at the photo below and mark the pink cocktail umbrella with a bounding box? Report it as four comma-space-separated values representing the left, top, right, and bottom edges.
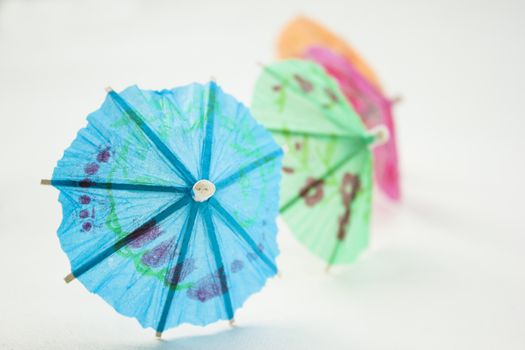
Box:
304, 46, 401, 201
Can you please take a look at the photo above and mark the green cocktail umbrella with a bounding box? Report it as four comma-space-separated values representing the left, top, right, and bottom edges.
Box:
251, 59, 386, 267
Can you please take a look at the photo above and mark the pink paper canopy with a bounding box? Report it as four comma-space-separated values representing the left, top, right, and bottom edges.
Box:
303, 46, 400, 200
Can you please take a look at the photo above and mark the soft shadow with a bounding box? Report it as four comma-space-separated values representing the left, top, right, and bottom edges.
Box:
123, 324, 338, 350
330, 249, 440, 292
403, 195, 464, 229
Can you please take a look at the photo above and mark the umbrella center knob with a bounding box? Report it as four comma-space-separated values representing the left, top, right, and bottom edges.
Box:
192, 179, 216, 202
368, 125, 390, 148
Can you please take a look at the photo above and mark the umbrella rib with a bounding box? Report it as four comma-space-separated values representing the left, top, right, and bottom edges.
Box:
107, 89, 196, 186
202, 203, 234, 321
200, 81, 217, 180
42, 179, 188, 193
215, 148, 283, 190
327, 239, 343, 267
209, 198, 277, 274
156, 202, 199, 337
64, 195, 191, 283
279, 148, 362, 214
266, 128, 353, 140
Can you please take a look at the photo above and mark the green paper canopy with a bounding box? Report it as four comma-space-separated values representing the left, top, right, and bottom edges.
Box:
251, 59, 375, 265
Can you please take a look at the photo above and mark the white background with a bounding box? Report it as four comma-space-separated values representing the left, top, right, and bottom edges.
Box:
1, 0, 524, 349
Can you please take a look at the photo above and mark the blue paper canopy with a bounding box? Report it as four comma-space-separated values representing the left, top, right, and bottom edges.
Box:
48, 82, 283, 335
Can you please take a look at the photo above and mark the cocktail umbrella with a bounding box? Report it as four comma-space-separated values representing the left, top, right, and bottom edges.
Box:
304, 46, 400, 200
276, 16, 383, 92
251, 60, 387, 267
42, 82, 283, 336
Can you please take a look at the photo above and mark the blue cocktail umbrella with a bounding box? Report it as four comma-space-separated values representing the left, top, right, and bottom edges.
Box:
42, 82, 283, 336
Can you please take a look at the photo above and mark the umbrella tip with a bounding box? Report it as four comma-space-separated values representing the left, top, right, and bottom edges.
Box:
277, 270, 283, 278
155, 331, 162, 339
64, 273, 75, 283
40, 179, 51, 185
229, 319, 236, 328
325, 264, 332, 273
104, 86, 114, 93
368, 125, 390, 148
391, 95, 403, 105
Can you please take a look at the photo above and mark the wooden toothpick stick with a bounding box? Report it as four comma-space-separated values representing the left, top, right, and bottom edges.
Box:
391, 95, 403, 105
64, 273, 75, 283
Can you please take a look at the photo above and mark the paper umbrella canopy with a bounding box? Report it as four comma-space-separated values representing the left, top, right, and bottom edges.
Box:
251, 60, 387, 266
303, 46, 401, 200
44, 82, 283, 335
276, 16, 383, 92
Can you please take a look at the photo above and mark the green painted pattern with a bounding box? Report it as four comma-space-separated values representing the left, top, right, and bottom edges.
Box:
100, 87, 277, 285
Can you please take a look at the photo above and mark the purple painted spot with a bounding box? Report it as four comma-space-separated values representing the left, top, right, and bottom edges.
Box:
247, 243, 264, 262
79, 179, 92, 188
97, 147, 111, 163
79, 210, 89, 219
82, 222, 92, 232
129, 224, 163, 249
141, 240, 173, 268
166, 259, 196, 285
187, 268, 227, 302
79, 195, 91, 204
231, 259, 244, 273
84, 162, 99, 175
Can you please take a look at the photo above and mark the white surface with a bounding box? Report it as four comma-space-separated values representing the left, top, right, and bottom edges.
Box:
1, 0, 524, 349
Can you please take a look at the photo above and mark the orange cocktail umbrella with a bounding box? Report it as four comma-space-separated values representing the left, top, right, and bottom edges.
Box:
277, 16, 383, 91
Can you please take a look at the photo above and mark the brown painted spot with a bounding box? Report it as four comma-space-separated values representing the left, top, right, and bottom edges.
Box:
336, 173, 361, 240
293, 74, 313, 93
282, 166, 295, 174
299, 177, 325, 207
325, 87, 339, 103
